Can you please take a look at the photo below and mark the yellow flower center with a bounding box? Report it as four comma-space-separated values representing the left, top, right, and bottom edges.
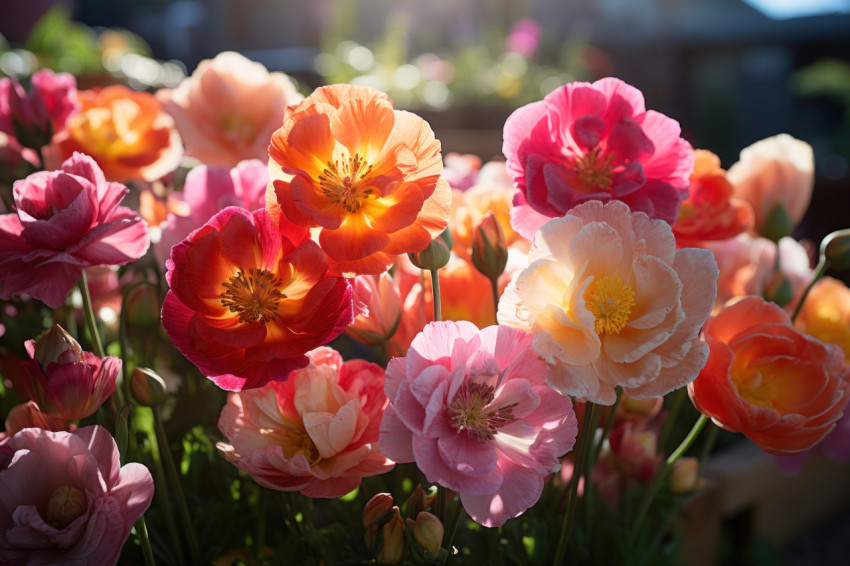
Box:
449, 380, 517, 443
44, 485, 87, 529
583, 276, 636, 335
732, 368, 784, 413
220, 268, 286, 324
317, 153, 378, 213
572, 147, 615, 192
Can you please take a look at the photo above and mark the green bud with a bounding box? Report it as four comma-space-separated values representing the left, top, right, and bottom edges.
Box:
130, 367, 168, 407
408, 229, 453, 270
763, 272, 793, 307
759, 202, 794, 242
471, 212, 509, 280
821, 229, 850, 271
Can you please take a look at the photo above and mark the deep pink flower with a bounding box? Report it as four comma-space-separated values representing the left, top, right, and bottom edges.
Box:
503, 77, 694, 240
0, 425, 154, 565
0, 70, 79, 148
2, 401, 72, 440
217, 347, 393, 497
379, 321, 578, 527
0, 152, 150, 308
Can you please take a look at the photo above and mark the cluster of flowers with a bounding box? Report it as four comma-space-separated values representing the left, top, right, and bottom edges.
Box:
1, 50, 849, 564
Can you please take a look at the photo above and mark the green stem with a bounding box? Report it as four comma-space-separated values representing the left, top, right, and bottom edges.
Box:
657, 387, 686, 451
698, 420, 719, 469
553, 402, 599, 565
255, 489, 267, 561
790, 257, 829, 323
430, 269, 442, 322
666, 414, 708, 466
441, 497, 464, 564
135, 515, 156, 566
153, 406, 202, 565
489, 276, 500, 326
436, 485, 447, 524
144, 414, 185, 565
78, 270, 105, 358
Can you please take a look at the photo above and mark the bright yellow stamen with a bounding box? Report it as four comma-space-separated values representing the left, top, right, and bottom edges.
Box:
573, 147, 615, 192
583, 276, 636, 335
317, 153, 377, 213
220, 268, 286, 324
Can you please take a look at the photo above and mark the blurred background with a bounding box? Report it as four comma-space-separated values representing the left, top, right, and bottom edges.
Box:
2, 0, 849, 238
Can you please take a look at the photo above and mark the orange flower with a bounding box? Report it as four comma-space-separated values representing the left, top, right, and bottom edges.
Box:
672, 149, 754, 246
267, 85, 452, 276
688, 296, 850, 455
54, 85, 182, 182
795, 277, 850, 362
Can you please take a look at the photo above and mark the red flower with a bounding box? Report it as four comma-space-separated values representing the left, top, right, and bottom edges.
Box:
162, 206, 353, 391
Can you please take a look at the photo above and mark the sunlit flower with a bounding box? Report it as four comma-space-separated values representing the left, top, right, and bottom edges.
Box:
162, 206, 352, 391
346, 272, 403, 347
53, 85, 182, 182
499, 200, 718, 404
450, 183, 525, 263
672, 149, 754, 245
795, 276, 850, 362
503, 77, 694, 240
0, 425, 154, 565
157, 51, 303, 167
379, 321, 578, 527
267, 84, 452, 276
688, 296, 850, 455
0, 152, 150, 308
217, 347, 393, 497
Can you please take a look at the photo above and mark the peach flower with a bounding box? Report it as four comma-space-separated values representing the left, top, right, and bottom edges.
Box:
688, 296, 850, 455
216, 347, 393, 497
450, 183, 527, 263
728, 134, 814, 238
157, 52, 303, 167
499, 200, 718, 404
53, 85, 182, 183
795, 277, 850, 362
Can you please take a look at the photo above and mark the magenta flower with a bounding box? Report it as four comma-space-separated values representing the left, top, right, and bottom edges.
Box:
0, 152, 150, 308
0, 69, 80, 148
379, 321, 578, 527
0, 425, 154, 565
503, 77, 694, 240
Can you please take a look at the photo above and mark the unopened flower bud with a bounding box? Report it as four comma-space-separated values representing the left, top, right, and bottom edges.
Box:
404, 484, 436, 519
471, 212, 508, 280
124, 284, 160, 328
764, 271, 793, 307
130, 367, 168, 407
377, 507, 406, 564
760, 202, 794, 243
409, 229, 453, 270
670, 457, 702, 493
363, 493, 395, 534
406, 511, 444, 559
821, 229, 850, 271
619, 395, 662, 419
33, 325, 83, 369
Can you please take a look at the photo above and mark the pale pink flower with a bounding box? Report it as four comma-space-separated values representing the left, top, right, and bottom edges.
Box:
0, 425, 154, 565
217, 347, 393, 497
346, 272, 403, 347
499, 200, 718, 404
0, 152, 150, 308
379, 320, 578, 527
157, 51, 303, 167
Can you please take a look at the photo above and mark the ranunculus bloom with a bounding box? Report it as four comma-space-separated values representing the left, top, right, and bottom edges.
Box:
0, 152, 150, 308
19, 324, 119, 421
503, 77, 694, 240
216, 347, 393, 497
688, 296, 850, 455
162, 206, 353, 391
727, 134, 814, 238
346, 272, 403, 347
499, 200, 718, 404
54, 85, 182, 182
379, 321, 578, 527
267, 84, 452, 276
795, 277, 850, 362
154, 159, 268, 265
157, 51, 302, 167
0, 425, 154, 565
672, 149, 754, 245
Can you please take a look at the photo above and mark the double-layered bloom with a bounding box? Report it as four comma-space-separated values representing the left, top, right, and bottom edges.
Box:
0, 152, 150, 308
499, 200, 718, 404
161, 206, 353, 391
503, 77, 694, 240
217, 347, 393, 497
688, 296, 850, 455
267, 84, 452, 275
0, 425, 154, 565
379, 321, 578, 527
157, 51, 303, 167
53, 85, 182, 182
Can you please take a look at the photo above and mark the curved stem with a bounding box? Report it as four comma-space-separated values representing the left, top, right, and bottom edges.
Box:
666, 414, 708, 466
791, 257, 829, 323
78, 270, 105, 358
135, 515, 157, 566
430, 269, 442, 322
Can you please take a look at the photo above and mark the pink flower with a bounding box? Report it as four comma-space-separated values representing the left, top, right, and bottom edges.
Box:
0, 152, 150, 308
157, 51, 303, 167
0, 425, 154, 565
346, 272, 403, 347
0, 70, 79, 148
379, 321, 578, 527
499, 200, 718, 404
217, 347, 393, 497
2, 401, 72, 440
154, 159, 268, 265
503, 77, 694, 240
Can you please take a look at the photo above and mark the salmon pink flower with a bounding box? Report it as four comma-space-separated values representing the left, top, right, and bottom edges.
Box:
267, 84, 452, 276
672, 149, 754, 245
0, 152, 150, 308
157, 51, 303, 167
162, 206, 352, 391
346, 272, 403, 347
503, 77, 694, 240
217, 347, 393, 497
53, 85, 182, 183
499, 200, 718, 404
688, 296, 850, 455
379, 321, 578, 527
3, 401, 71, 439
0, 425, 154, 565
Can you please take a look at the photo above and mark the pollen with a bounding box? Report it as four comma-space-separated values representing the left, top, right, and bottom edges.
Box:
572, 147, 615, 192
317, 152, 377, 213
583, 275, 636, 335
220, 267, 286, 324
449, 380, 518, 443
